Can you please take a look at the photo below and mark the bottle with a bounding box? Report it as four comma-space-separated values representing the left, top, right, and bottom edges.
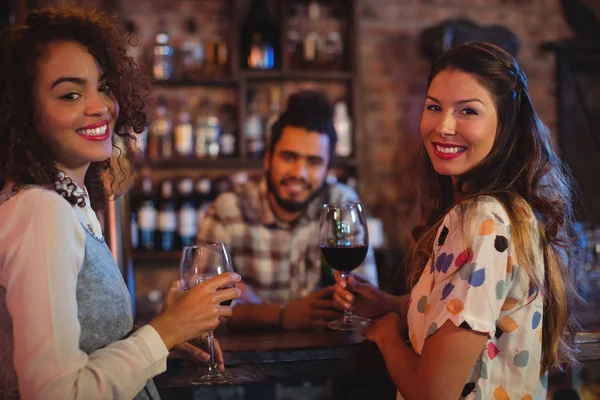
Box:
265, 86, 281, 148
240, 0, 279, 70
219, 104, 237, 158
137, 174, 157, 251
130, 212, 139, 250
157, 179, 177, 252
333, 101, 352, 157
177, 178, 197, 248
124, 20, 143, 64
180, 18, 205, 82
303, 1, 322, 68
152, 19, 174, 81
195, 100, 221, 159
195, 177, 213, 226
325, 31, 344, 69
244, 90, 264, 159
286, 4, 302, 70
149, 97, 173, 160
215, 10, 229, 76
174, 99, 194, 158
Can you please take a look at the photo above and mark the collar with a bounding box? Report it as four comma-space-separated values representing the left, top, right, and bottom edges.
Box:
55, 171, 89, 200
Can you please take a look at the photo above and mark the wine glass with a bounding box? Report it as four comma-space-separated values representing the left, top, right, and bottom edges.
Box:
179, 243, 236, 385
319, 202, 369, 331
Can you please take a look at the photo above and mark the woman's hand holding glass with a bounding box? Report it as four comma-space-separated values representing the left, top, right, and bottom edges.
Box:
333, 271, 411, 322
149, 272, 241, 352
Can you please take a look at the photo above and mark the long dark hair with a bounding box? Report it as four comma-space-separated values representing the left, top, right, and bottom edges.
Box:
406, 42, 580, 372
0, 7, 150, 211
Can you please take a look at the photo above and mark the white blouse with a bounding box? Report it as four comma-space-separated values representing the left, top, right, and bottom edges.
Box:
0, 184, 169, 399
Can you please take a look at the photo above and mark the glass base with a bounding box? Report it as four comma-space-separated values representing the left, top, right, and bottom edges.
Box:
328, 316, 370, 331
191, 369, 229, 385
191, 368, 256, 385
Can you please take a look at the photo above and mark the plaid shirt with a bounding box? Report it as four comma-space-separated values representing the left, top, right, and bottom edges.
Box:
196, 179, 378, 302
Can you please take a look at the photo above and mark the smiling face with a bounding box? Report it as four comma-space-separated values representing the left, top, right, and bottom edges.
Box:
34, 40, 119, 173
265, 126, 330, 214
420, 69, 498, 184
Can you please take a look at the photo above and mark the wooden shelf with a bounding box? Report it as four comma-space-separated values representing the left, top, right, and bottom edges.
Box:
133, 251, 180, 263
151, 77, 238, 88
136, 157, 357, 171
136, 157, 262, 170
241, 69, 354, 82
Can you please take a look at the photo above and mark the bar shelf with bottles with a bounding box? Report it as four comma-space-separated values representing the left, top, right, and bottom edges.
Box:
122, 0, 362, 255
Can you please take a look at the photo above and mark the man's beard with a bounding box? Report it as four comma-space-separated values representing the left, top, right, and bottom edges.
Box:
266, 170, 326, 213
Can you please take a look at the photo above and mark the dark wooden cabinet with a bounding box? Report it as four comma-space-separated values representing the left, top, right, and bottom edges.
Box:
544, 40, 600, 225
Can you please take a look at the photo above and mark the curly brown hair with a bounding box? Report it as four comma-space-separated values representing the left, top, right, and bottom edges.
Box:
0, 7, 150, 211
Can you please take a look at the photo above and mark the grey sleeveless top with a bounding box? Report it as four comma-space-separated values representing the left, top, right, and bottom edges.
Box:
0, 188, 160, 400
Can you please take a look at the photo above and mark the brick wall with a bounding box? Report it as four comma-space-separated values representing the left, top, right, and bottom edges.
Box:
356, 0, 574, 248
36, 0, 574, 249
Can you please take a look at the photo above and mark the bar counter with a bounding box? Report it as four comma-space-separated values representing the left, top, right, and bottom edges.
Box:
155, 325, 600, 400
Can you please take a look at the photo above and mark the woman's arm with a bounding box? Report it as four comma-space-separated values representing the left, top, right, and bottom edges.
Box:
367, 314, 486, 400
1, 190, 169, 399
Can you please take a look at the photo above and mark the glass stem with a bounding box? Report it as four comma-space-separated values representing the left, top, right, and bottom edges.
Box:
206, 330, 218, 373
341, 272, 352, 324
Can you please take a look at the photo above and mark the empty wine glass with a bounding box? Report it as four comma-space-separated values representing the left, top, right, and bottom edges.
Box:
319, 202, 369, 331
179, 243, 235, 384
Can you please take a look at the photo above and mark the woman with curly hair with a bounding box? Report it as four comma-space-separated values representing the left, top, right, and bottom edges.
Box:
333, 42, 580, 399
0, 7, 241, 400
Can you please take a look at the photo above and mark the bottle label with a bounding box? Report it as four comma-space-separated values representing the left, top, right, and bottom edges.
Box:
158, 210, 177, 231
175, 124, 193, 156
220, 133, 236, 155
178, 207, 198, 237
130, 219, 139, 249
138, 206, 157, 230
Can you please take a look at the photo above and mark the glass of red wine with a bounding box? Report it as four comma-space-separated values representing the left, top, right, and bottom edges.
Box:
319, 202, 369, 331
179, 243, 236, 384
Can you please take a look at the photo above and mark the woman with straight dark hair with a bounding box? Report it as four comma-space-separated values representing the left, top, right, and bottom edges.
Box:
0, 7, 240, 399
333, 42, 580, 399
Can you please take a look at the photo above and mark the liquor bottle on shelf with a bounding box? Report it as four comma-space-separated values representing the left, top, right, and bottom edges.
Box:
152, 19, 174, 81
148, 96, 173, 160
303, 0, 322, 68
327, 3, 347, 69
265, 85, 281, 148
129, 125, 148, 161
157, 179, 177, 252
195, 176, 213, 226
286, 3, 302, 70
180, 18, 205, 82
130, 212, 140, 250
124, 19, 143, 64
174, 99, 194, 159
195, 99, 221, 159
177, 177, 197, 248
244, 90, 264, 159
240, 0, 279, 70
219, 104, 237, 158
213, 176, 233, 197
333, 101, 352, 157
325, 31, 344, 69
137, 174, 157, 251
215, 9, 229, 76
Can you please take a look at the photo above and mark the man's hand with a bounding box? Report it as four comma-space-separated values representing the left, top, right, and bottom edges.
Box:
281, 286, 343, 330
235, 282, 264, 305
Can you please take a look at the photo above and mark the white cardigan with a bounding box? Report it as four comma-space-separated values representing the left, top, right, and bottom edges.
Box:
0, 185, 168, 399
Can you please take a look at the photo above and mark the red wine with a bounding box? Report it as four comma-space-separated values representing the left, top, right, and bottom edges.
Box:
218, 285, 235, 306
320, 245, 368, 272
